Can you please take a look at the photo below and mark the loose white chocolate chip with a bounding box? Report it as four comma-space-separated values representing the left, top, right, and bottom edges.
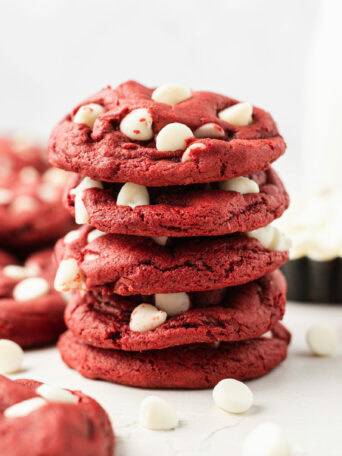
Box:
13, 277, 49, 301
155, 292, 190, 316
219, 176, 259, 194
71, 177, 103, 225
152, 84, 191, 106
37, 183, 59, 203
306, 325, 338, 356
242, 422, 292, 456
120, 108, 153, 141
3, 265, 29, 280
0, 188, 12, 205
43, 168, 69, 187
54, 258, 84, 292
213, 379, 253, 414
129, 304, 167, 332
116, 182, 150, 209
4, 398, 47, 418
87, 229, 106, 243
218, 102, 253, 126
247, 226, 291, 251
0, 339, 24, 374
19, 166, 39, 184
64, 229, 81, 244
194, 123, 225, 138
152, 236, 168, 246
181, 142, 206, 163
73, 103, 105, 129
36, 384, 78, 404
156, 123, 193, 152
11, 195, 38, 213
139, 395, 178, 430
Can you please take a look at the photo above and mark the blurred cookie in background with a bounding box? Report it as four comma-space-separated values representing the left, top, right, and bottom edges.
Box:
277, 188, 342, 303
0, 136, 74, 253
0, 248, 66, 347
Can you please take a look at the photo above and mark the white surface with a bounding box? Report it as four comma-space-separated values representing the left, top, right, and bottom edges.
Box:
0, 0, 319, 192
7, 302, 342, 456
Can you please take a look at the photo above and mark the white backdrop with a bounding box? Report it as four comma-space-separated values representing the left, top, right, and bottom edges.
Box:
0, 0, 320, 190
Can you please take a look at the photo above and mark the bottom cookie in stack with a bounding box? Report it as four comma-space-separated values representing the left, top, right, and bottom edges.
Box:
59, 271, 291, 389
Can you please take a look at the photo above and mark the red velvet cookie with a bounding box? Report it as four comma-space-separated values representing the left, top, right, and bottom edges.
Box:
66, 168, 289, 237
58, 323, 290, 389
0, 250, 16, 268
0, 161, 73, 249
0, 375, 114, 456
0, 249, 66, 347
48, 81, 286, 186
0, 137, 47, 183
65, 270, 286, 351
55, 226, 289, 295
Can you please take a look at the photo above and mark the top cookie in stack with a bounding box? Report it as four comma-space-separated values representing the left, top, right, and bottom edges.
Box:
50, 81, 291, 389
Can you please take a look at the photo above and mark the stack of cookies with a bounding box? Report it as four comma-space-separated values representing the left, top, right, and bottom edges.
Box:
50, 81, 291, 388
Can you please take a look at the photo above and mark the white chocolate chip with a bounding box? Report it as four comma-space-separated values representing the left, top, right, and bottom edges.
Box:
218, 102, 253, 126
152, 84, 191, 106
243, 422, 292, 456
129, 304, 167, 332
156, 123, 193, 152
116, 182, 150, 209
181, 142, 206, 163
139, 395, 178, 430
36, 384, 78, 404
13, 277, 49, 301
73, 103, 105, 129
120, 108, 153, 141
64, 229, 82, 244
0, 339, 24, 374
87, 229, 106, 243
262, 331, 273, 339
71, 177, 103, 225
83, 253, 99, 262
54, 258, 84, 292
219, 176, 259, 194
4, 397, 47, 418
43, 168, 69, 187
247, 226, 291, 251
0, 188, 13, 205
155, 292, 190, 316
37, 183, 59, 203
3, 265, 29, 280
213, 379, 254, 414
306, 325, 338, 356
11, 195, 38, 213
24, 262, 41, 277
152, 236, 168, 246
19, 166, 39, 184
194, 123, 225, 138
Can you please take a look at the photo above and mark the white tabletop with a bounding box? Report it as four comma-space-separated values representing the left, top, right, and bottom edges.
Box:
9, 301, 342, 456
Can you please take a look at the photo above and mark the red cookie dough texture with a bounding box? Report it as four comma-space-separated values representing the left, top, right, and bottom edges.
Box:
65, 168, 289, 237
48, 81, 286, 186
0, 375, 115, 456
55, 225, 288, 295
0, 249, 66, 347
65, 270, 287, 351
59, 323, 290, 389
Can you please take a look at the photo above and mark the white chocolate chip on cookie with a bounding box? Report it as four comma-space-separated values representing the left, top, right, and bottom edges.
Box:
120, 108, 153, 141
219, 176, 259, 194
54, 258, 84, 292
152, 84, 191, 106
74, 103, 105, 129
218, 102, 253, 126
129, 304, 167, 332
156, 123, 193, 152
194, 123, 225, 138
13, 277, 49, 301
155, 292, 190, 316
116, 182, 150, 209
